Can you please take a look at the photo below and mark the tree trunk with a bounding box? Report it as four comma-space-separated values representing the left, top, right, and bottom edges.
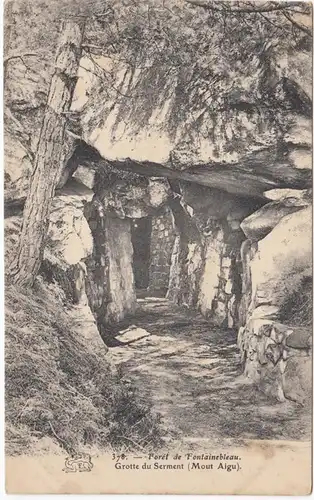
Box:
4, 0, 14, 84
10, 18, 85, 287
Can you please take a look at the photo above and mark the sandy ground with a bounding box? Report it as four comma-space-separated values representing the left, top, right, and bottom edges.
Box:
107, 298, 311, 447
6, 298, 312, 494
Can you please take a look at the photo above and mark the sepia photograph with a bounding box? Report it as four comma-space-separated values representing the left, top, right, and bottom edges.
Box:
3, 0, 312, 494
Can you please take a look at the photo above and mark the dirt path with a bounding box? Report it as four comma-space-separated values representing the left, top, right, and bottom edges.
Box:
107, 298, 310, 448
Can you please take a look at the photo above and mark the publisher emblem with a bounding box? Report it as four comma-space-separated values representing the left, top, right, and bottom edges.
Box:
63, 453, 93, 473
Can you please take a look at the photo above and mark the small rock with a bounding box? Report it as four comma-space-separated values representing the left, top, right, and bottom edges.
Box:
270, 328, 285, 344
249, 335, 258, 351
228, 219, 241, 230
259, 323, 273, 337
225, 279, 233, 294
282, 357, 311, 404
249, 305, 279, 320
285, 327, 311, 349
244, 357, 261, 382
259, 364, 286, 402
245, 318, 274, 337
279, 359, 287, 374
221, 257, 231, 268
265, 343, 283, 365
256, 339, 268, 365
73, 165, 96, 190
237, 326, 245, 348
115, 327, 151, 344
263, 188, 311, 202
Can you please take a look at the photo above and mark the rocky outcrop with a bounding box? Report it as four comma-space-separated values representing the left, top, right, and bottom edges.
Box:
42, 180, 94, 305
70, 51, 312, 198
238, 205, 312, 403
48, 180, 93, 266
4, 88, 78, 206
4, 18, 312, 406
5, 1, 312, 202
5, 180, 94, 306
249, 206, 312, 317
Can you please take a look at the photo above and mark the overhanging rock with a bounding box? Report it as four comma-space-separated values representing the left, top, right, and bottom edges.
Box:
74, 141, 312, 200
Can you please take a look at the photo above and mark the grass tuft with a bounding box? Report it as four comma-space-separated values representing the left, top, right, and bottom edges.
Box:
5, 280, 163, 456
275, 272, 312, 327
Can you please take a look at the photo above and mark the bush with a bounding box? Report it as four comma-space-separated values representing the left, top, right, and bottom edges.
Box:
5, 280, 163, 456
278, 274, 312, 327
270, 264, 313, 328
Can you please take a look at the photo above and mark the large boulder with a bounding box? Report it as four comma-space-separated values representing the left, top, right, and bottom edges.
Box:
47, 180, 93, 266
71, 53, 312, 199
85, 202, 136, 334
263, 188, 312, 201
285, 327, 312, 350
250, 205, 312, 314
240, 195, 309, 241
4, 131, 32, 204
5, 180, 94, 305
98, 177, 171, 219
239, 205, 312, 402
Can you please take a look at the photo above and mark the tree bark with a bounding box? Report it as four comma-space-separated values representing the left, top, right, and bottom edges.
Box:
10, 18, 85, 287
4, 0, 14, 84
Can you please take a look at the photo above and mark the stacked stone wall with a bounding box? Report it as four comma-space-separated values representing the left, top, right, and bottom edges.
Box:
148, 208, 175, 295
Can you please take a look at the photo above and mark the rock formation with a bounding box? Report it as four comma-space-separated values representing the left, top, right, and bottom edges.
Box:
4, 13, 312, 405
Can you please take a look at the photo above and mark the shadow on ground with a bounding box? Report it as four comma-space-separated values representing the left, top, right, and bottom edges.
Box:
107, 298, 311, 447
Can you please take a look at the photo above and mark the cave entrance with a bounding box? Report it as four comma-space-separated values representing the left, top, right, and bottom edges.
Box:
131, 217, 152, 294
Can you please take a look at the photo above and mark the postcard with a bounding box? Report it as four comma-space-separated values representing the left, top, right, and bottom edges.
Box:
4, 0, 312, 494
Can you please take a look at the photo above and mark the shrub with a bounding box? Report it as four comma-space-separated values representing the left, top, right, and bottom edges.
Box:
271, 267, 313, 327
278, 274, 312, 327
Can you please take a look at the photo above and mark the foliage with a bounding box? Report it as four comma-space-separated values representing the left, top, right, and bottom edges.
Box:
5, 0, 312, 157
6, 0, 311, 105
82, 0, 311, 155
278, 274, 312, 327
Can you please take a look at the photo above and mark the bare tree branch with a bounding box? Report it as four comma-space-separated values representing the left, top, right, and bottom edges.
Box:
4, 52, 38, 64
282, 11, 312, 36
185, 0, 312, 37
83, 50, 135, 98
185, 0, 308, 14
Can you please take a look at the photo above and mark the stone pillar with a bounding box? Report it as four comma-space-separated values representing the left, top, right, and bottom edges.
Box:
167, 212, 244, 328
148, 208, 176, 296
85, 200, 136, 339
197, 220, 243, 328
104, 214, 136, 323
